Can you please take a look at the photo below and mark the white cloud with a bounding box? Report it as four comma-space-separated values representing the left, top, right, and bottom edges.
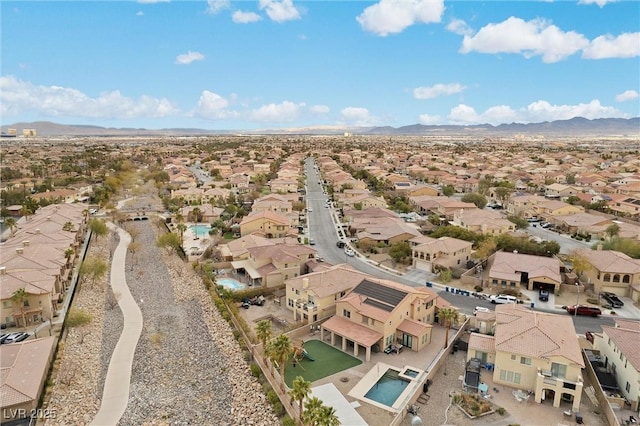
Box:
175, 51, 205, 65
418, 114, 442, 125
206, 0, 229, 15
340, 107, 378, 126
413, 83, 466, 99
446, 18, 472, 36
136, 11, 144, 16
192, 90, 237, 119
232, 10, 262, 24
310, 105, 330, 114
445, 99, 625, 125
582, 32, 640, 59
356, 0, 444, 36
615, 90, 639, 102
460, 17, 589, 63
250, 101, 304, 122
578, 0, 617, 7
258, 0, 300, 23
0, 76, 177, 119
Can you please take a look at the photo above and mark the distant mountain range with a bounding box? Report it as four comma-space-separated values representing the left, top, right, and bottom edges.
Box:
2, 117, 639, 137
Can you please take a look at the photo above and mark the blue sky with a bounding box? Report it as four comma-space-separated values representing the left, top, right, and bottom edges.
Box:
1, 0, 639, 130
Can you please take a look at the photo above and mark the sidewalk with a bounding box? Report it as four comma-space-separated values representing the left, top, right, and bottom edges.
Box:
91, 224, 143, 426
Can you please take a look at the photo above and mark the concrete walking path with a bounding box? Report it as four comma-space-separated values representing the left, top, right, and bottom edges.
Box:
91, 224, 143, 426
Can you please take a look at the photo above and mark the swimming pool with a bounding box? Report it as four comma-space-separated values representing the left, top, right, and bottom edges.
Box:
189, 224, 211, 238
217, 277, 247, 291
364, 369, 409, 407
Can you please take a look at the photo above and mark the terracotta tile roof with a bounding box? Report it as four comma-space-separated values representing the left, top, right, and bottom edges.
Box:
397, 318, 432, 336
578, 249, 640, 274
490, 252, 562, 284
321, 315, 383, 347
0, 337, 56, 407
601, 320, 640, 371
494, 304, 584, 367
468, 333, 496, 353
287, 265, 368, 298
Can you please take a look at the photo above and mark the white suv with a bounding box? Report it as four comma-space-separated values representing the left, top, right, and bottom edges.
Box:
490, 294, 517, 304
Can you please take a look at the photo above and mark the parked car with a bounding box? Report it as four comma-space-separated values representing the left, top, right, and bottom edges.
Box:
601, 292, 624, 308
566, 305, 602, 317
336, 241, 346, 248
3, 332, 29, 344
489, 294, 517, 304
344, 248, 355, 257
538, 289, 550, 302
309, 238, 316, 245
473, 306, 491, 315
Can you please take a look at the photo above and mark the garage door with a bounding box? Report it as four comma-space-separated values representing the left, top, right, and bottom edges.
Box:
415, 259, 432, 272
601, 287, 625, 297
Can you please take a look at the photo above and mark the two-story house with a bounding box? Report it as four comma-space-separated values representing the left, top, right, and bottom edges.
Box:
593, 319, 640, 412
574, 248, 640, 298
320, 277, 440, 361
468, 304, 584, 411
239, 211, 294, 238
410, 236, 473, 273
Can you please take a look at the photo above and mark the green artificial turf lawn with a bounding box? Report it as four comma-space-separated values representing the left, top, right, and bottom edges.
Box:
284, 340, 363, 387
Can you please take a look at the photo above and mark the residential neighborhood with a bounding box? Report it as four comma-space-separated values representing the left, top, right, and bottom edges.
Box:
1, 133, 640, 426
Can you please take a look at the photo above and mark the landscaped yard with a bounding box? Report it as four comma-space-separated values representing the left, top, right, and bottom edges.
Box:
284, 340, 362, 387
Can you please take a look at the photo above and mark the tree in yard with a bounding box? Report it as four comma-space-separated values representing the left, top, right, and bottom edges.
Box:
62, 221, 74, 232
88, 218, 108, 240
507, 215, 529, 230
316, 405, 340, 426
473, 238, 497, 264
66, 308, 93, 343
605, 223, 620, 240
442, 185, 455, 196
290, 376, 311, 424
567, 250, 593, 284
494, 186, 514, 207
176, 223, 187, 248
64, 248, 75, 262
256, 319, 273, 351
11, 288, 28, 327
156, 232, 182, 255
438, 268, 452, 283
461, 192, 487, 209
438, 307, 459, 349
389, 241, 412, 264
79, 257, 108, 288
266, 334, 293, 390
302, 396, 324, 426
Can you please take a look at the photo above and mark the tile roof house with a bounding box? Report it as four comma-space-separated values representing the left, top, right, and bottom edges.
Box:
0, 337, 56, 421
410, 236, 473, 273
450, 208, 516, 235
592, 319, 640, 412
487, 251, 563, 292
575, 248, 640, 299
239, 211, 295, 238
467, 304, 585, 411
320, 277, 441, 361
349, 216, 422, 246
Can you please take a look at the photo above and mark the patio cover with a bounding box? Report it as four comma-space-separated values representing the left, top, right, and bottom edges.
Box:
322, 315, 383, 347
230, 260, 261, 279
311, 383, 367, 426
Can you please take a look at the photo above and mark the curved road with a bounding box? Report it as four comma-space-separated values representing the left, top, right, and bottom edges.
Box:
91, 224, 143, 426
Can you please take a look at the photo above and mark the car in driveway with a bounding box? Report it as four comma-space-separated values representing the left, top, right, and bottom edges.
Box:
2, 332, 29, 344
344, 248, 355, 257
601, 292, 624, 308
565, 305, 602, 317
538, 289, 550, 302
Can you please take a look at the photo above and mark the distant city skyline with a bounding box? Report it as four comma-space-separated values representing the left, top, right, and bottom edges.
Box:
1, 0, 639, 130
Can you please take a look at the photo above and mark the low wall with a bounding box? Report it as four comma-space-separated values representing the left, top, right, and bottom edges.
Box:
582, 349, 620, 426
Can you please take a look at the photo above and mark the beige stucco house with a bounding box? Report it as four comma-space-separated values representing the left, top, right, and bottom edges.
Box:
239, 211, 294, 238
487, 251, 562, 292
410, 236, 473, 273
468, 304, 584, 411
320, 277, 441, 361
574, 248, 640, 298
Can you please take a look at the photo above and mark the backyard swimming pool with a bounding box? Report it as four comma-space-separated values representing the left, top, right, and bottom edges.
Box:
189, 224, 211, 238
217, 277, 247, 291
364, 369, 409, 407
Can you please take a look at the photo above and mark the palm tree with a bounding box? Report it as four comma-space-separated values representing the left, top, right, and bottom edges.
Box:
192, 207, 203, 223
255, 319, 273, 351
176, 223, 187, 248
11, 288, 28, 327
266, 334, 292, 389
302, 396, 324, 426
290, 376, 311, 424
4, 217, 17, 235
316, 405, 340, 426
439, 307, 459, 349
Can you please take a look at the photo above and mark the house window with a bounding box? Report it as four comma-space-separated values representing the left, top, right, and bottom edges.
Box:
426, 300, 433, 308
361, 315, 368, 325
492, 279, 497, 285
288, 299, 293, 307
499, 369, 521, 384
23, 300, 30, 307
343, 310, 351, 318
613, 274, 620, 282
551, 363, 567, 379
520, 357, 531, 365
511, 354, 516, 361
623, 275, 631, 283
295, 289, 299, 295
1, 301, 10, 308
603, 274, 611, 282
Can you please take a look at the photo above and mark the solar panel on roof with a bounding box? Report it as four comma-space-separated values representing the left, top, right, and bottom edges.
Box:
353, 279, 407, 311
364, 298, 394, 312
